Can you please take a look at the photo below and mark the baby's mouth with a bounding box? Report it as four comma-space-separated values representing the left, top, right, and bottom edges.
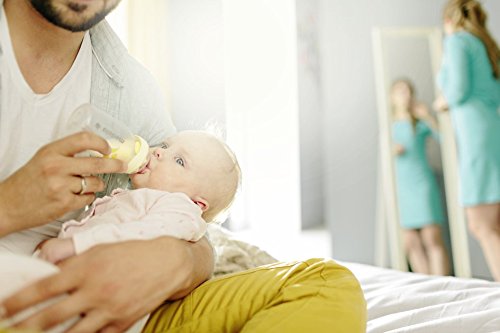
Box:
136, 158, 151, 174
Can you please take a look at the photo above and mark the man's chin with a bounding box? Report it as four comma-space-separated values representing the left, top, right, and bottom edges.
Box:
53, 13, 107, 32
30, 0, 117, 32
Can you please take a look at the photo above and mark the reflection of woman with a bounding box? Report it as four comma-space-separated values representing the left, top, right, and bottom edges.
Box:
392, 79, 450, 275
436, 0, 500, 281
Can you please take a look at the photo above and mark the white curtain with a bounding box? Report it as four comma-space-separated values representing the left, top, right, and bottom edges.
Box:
126, 0, 171, 109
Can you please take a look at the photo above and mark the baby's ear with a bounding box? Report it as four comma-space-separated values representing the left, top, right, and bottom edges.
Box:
193, 197, 209, 212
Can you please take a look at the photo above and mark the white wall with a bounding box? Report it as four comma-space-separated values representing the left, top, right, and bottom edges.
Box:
166, 0, 302, 239
166, 0, 226, 131
296, 0, 324, 229
223, 0, 302, 237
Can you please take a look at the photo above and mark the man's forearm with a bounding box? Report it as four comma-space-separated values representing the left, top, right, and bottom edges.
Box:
0, 183, 14, 237
0, 238, 214, 332
167, 236, 214, 300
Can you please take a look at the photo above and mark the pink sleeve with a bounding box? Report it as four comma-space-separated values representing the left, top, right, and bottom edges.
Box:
72, 193, 207, 255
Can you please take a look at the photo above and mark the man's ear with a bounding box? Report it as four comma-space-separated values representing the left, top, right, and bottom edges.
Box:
193, 197, 209, 212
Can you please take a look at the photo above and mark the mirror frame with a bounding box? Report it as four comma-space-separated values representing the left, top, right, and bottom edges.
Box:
372, 26, 471, 277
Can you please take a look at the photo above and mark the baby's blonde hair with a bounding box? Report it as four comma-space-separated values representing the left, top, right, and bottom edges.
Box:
200, 134, 241, 223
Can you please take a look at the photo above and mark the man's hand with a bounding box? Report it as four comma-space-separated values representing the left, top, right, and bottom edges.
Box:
0, 132, 126, 237
1, 237, 213, 333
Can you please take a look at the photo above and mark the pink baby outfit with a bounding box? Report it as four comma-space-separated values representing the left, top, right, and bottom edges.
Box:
59, 188, 207, 255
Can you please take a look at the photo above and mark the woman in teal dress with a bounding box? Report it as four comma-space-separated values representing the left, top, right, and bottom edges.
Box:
435, 0, 500, 281
392, 79, 450, 276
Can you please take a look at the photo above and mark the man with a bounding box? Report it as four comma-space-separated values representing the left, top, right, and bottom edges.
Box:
0, 1, 213, 331
0, 1, 366, 332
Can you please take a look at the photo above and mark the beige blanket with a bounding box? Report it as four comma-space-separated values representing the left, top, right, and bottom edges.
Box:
207, 225, 278, 277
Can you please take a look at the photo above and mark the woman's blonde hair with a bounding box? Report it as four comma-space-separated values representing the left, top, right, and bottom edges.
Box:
443, 0, 500, 78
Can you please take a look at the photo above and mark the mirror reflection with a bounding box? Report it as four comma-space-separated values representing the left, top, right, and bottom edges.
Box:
390, 78, 450, 275
374, 27, 454, 276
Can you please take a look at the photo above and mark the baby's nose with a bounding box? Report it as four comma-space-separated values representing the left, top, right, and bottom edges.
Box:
152, 147, 163, 158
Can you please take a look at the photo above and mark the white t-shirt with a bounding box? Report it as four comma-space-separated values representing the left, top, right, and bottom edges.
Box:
0, 6, 93, 254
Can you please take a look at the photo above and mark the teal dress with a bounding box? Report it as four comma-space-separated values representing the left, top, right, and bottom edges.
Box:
393, 121, 445, 229
437, 32, 500, 206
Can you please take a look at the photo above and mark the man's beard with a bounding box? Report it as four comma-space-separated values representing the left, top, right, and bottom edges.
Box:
29, 0, 118, 32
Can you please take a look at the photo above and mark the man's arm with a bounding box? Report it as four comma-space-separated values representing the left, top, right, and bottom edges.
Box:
169, 236, 214, 300
1, 236, 214, 333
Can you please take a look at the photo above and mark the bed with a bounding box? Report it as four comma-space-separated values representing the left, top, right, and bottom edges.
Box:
209, 225, 500, 333
343, 261, 500, 333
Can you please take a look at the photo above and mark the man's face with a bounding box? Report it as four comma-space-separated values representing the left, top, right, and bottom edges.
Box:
29, 0, 121, 32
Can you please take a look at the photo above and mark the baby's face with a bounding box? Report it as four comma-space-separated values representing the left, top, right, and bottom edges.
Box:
130, 131, 235, 208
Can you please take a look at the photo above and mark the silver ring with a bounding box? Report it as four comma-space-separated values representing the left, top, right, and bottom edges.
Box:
78, 176, 88, 195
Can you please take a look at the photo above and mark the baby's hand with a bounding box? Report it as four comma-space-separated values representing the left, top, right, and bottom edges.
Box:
38, 238, 76, 264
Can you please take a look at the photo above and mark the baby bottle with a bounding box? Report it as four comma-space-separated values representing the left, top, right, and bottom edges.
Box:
67, 103, 150, 174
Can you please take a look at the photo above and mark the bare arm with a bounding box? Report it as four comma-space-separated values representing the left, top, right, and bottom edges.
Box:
414, 103, 439, 132
169, 236, 214, 300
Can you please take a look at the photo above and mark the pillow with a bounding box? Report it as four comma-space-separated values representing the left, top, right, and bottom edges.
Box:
0, 254, 76, 333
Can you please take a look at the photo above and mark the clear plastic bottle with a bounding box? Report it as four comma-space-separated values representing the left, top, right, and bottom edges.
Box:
67, 104, 150, 174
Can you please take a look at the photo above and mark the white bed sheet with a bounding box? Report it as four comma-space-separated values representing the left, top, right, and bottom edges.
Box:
342, 262, 500, 333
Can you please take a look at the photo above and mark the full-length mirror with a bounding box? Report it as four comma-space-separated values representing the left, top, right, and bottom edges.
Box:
373, 27, 469, 276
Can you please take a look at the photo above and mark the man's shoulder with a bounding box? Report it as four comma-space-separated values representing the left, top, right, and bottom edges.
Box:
89, 20, 160, 93
89, 20, 176, 144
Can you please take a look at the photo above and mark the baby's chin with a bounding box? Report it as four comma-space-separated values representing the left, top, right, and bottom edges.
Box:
129, 174, 142, 188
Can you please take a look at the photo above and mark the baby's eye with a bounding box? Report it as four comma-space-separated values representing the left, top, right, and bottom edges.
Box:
175, 157, 185, 167
160, 142, 169, 149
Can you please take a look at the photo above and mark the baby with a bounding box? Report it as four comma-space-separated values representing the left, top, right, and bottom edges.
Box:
0, 130, 239, 332
37, 130, 241, 263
